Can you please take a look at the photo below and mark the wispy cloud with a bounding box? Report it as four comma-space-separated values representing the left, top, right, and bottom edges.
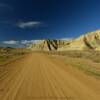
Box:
17, 21, 41, 29
2, 40, 19, 45
0, 3, 13, 11
20, 40, 42, 46
2, 40, 41, 46
0, 3, 8, 7
20, 40, 34, 45
60, 38, 73, 40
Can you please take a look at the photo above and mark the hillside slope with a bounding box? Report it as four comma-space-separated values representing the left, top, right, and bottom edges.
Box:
59, 30, 100, 51
28, 30, 100, 51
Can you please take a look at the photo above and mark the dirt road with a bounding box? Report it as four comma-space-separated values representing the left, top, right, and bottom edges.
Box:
0, 53, 100, 100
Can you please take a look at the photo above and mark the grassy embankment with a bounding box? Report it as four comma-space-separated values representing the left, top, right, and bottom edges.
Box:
0, 47, 30, 65
48, 50, 100, 78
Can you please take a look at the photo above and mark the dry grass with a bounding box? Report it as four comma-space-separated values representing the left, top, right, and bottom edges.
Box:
47, 50, 100, 78
1, 49, 100, 78
0, 48, 30, 65
48, 50, 100, 63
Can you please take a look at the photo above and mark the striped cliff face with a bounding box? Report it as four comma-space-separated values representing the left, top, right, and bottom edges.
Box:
28, 40, 70, 51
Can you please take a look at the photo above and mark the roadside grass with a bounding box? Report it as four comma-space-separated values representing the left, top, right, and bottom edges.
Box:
63, 57, 100, 77
48, 50, 100, 78
0, 48, 30, 65
48, 50, 100, 63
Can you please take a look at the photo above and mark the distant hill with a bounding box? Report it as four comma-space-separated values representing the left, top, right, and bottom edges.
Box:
59, 29, 100, 51
28, 40, 71, 51
28, 29, 100, 51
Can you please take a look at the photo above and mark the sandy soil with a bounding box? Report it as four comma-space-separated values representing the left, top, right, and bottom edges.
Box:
0, 52, 100, 100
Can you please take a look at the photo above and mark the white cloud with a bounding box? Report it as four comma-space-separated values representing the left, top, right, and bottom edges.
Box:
60, 38, 73, 40
17, 21, 41, 29
3, 40, 18, 45
1, 40, 43, 48
21, 40, 41, 45
21, 40, 34, 44
2, 40, 41, 45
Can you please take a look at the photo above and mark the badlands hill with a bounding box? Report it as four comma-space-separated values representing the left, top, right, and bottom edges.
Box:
28, 30, 100, 51
28, 40, 71, 51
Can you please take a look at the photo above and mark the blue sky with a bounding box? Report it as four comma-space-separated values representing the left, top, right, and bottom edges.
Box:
0, 0, 100, 47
